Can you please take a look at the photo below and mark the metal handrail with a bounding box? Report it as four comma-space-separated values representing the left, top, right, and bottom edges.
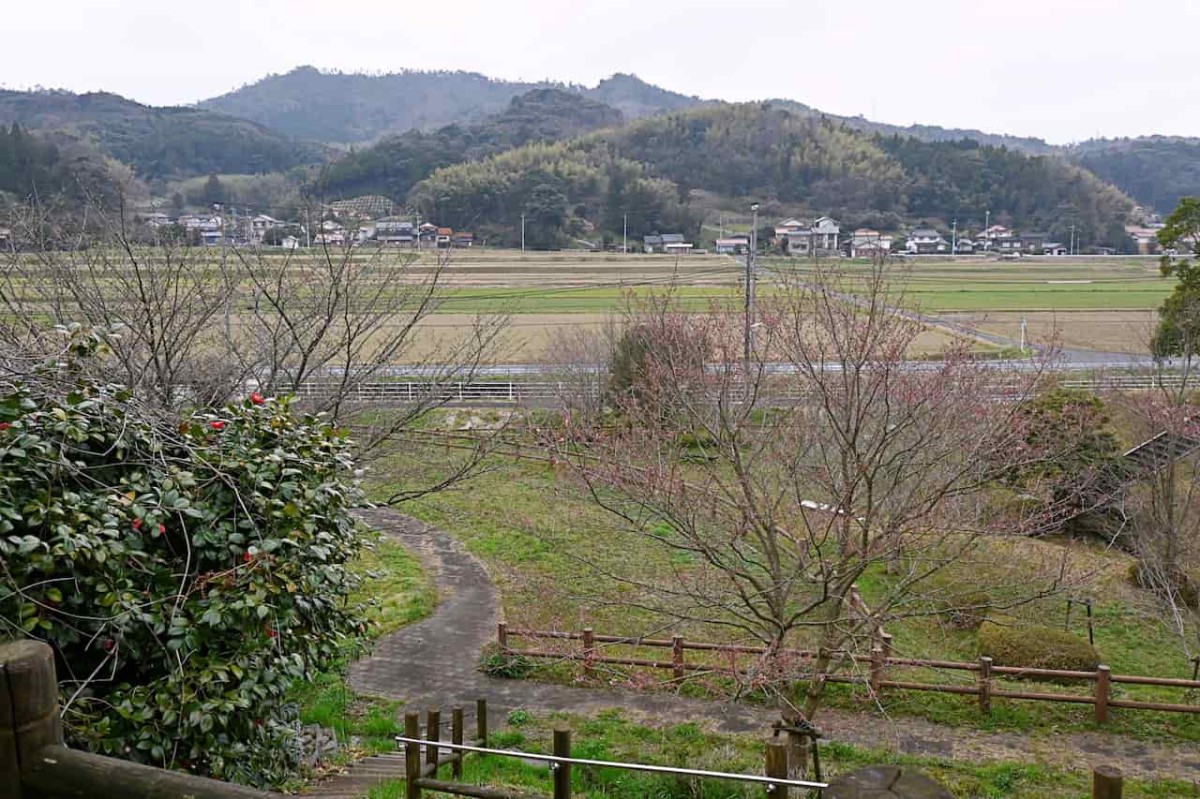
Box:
394, 736, 827, 790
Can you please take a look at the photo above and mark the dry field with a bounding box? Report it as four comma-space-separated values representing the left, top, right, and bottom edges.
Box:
943, 310, 1158, 354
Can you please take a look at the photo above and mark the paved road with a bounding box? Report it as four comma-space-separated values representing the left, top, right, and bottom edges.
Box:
347, 508, 1200, 783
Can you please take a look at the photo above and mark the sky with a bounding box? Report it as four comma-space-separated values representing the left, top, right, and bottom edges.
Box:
2, 0, 1196, 144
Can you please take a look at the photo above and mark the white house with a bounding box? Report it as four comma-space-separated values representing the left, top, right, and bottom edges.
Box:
906, 228, 950, 254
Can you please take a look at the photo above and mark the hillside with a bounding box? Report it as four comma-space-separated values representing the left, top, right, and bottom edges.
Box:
313, 89, 625, 202
0, 89, 329, 181
1068, 136, 1200, 213
409, 103, 1135, 248
0, 123, 118, 207
201, 67, 698, 144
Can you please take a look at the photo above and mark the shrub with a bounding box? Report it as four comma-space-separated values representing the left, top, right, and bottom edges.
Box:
1128, 560, 1200, 608
979, 624, 1100, 672
479, 643, 535, 678
0, 344, 366, 787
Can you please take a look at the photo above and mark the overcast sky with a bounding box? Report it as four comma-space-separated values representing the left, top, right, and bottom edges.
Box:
3, 0, 1195, 144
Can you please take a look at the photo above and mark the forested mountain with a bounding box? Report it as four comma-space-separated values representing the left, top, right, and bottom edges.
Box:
200, 67, 700, 144
313, 89, 624, 201
0, 89, 328, 181
409, 103, 1135, 248
1068, 137, 1200, 213
408, 140, 697, 248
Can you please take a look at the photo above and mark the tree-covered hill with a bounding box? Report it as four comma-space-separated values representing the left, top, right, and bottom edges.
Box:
409, 103, 1135, 248
313, 88, 625, 202
0, 89, 329, 181
200, 67, 700, 144
1068, 136, 1200, 214
0, 123, 119, 206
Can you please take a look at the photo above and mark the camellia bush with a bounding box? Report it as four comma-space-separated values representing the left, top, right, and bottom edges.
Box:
0, 340, 367, 786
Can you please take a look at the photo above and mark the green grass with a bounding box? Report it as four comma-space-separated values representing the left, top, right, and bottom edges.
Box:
368, 446, 1200, 743
365, 708, 1192, 798
355, 532, 438, 637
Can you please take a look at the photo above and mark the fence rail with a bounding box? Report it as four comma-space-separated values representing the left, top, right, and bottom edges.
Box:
498, 623, 1200, 724
398, 700, 826, 799
293, 373, 1192, 407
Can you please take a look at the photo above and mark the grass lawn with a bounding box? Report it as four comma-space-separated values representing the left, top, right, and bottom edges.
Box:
363, 708, 1192, 798
371, 445, 1200, 743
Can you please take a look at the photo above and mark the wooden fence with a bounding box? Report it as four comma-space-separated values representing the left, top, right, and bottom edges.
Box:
497, 623, 1200, 725
398, 700, 827, 798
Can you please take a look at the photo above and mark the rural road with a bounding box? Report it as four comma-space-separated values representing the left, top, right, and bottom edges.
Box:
347, 507, 1200, 783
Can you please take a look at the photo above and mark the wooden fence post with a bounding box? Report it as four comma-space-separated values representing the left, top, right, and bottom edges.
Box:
979, 656, 993, 716
425, 710, 440, 776
0, 640, 64, 799
869, 646, 885, 695
497, 622, 509, 655
552, 728, 572, 799
476, 699, 488, 746
880, 632, 894, 661
1095, 665, 1111, 725
672, 635, 685, 680
765, 738, 788, 799
582, 628, 595, 680
404, 712, 421, 799
1093, 765, 1123, 799
451, 707, 464, 779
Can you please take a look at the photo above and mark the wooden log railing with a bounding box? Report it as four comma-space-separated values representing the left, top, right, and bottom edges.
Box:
0, 640, 270, 799
497, 622, 1200, 725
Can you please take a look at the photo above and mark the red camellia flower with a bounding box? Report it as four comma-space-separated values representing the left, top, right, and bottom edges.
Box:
210, 420, 226, 431
250, 392, 265, 405
265, 626, 277, 639
0, 422, 10, 431
102, 639, 115, 652
132, 518, 143, 530
157, 523, 166, 535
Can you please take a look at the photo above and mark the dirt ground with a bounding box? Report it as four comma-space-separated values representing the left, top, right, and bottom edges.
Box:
942, 310, 1158, 354
401, 313, 964, 364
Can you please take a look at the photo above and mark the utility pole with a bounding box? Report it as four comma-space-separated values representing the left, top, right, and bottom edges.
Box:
951, 218, 958, 256
521, 213, 526, 254
1020, 317, 1028, 352
1070, 224, 1077, 256
744, 202, 759, 366
623, 213, 627, 254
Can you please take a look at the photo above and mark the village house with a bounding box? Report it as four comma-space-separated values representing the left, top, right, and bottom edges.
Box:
848, 229, 893, 259
953, 237, 976, 254
178, 214, 224, 246
715, 235, 750, 255
280, 235, 302, 250
376, 219, 416, 246
643, 232, 690, 254
451, 231, 475, 248
418, 223, 439, 248
905, 228, 950, 254
250, 214, 282, 243
1020, 232, 1048, 253
1126, 225, 1163, 255
436, 227, 453, 248
779, 217, 841, 256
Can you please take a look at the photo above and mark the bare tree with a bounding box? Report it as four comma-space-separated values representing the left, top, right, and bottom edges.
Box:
1, 195, 508, 500
0, 199, 236, 407
551, 264, 1088, 774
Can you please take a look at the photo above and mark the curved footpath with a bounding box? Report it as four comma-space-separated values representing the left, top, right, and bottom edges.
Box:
346, 508, 1200, 784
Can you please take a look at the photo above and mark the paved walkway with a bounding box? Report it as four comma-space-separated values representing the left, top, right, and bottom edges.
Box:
314, 508, 1200, 794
